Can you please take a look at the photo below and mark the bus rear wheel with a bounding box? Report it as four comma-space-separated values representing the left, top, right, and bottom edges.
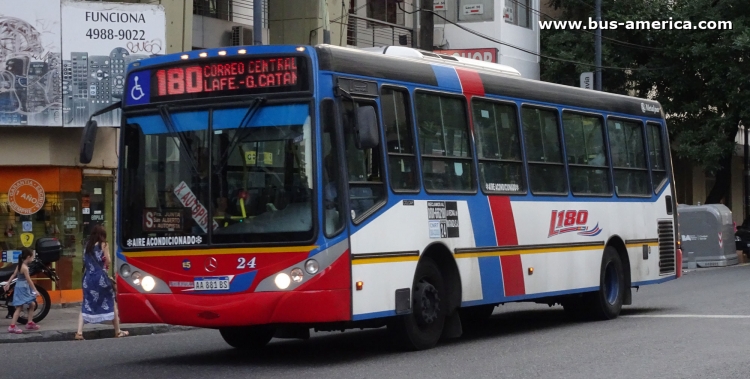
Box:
219, 326, 275, 350
590, 246, 625, 320
563, 247, 624, 320
389, 258, 446, 351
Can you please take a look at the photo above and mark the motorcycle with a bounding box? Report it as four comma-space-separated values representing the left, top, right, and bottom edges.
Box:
0, 238, 62, 324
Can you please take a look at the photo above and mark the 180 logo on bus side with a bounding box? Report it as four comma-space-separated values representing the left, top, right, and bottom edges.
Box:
548, 210, 602, 238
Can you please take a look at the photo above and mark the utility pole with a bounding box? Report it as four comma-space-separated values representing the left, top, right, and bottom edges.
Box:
322, 0, 331, 44
419, 0, 433, 51
254, 0, 263, 45
745, 124, 749, 224
594, 0, 602, 90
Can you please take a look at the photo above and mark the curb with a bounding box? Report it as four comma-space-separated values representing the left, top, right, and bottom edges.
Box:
0, 324, 197, 344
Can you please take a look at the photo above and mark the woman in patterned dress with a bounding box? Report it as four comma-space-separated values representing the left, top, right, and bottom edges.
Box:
75, 225, 128, 340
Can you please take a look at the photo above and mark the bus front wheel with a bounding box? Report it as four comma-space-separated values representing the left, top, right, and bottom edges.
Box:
389, 258, 446, 351
219, 326, 275, 350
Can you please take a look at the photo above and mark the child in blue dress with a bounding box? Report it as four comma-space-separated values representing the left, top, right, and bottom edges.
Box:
2, 249, 40, 334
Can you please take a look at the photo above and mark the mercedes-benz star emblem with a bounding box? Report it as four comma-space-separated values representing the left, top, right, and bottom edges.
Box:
205, 257, 218, 272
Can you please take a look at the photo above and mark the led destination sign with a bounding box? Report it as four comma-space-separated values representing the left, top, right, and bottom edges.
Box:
146, 56, 308, 102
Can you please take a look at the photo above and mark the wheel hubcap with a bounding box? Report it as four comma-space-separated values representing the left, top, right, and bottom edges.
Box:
414, 280, 440, 326
604, 263, 619, 305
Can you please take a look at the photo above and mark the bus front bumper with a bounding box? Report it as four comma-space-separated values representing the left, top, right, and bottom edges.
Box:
117, 289, 351, 327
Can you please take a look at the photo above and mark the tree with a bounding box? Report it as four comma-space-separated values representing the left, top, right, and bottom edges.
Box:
541, 0, 750, 204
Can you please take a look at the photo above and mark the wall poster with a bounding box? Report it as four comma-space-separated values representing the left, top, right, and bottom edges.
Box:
0, 0, 166, 127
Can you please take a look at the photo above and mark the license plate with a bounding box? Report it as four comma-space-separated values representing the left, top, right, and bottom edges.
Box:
193, 277, 230, 291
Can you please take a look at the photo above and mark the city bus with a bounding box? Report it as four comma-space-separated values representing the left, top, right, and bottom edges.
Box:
80, 44, 681, 351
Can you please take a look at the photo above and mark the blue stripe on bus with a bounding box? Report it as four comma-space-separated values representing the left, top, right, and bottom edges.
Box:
461, 286, 600, 307
632, 276, 675, 286
213, 104, 309, 130
128, 111, 209, 135
508, 182, 671, 203
430, 64, 462, 92
478, 256, 504, 303
468, 197, 497, 247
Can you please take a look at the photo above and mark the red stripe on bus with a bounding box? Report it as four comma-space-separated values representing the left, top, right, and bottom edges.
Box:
500, 255, 526, 296
488, 196, 518, 246
455, 67, 485, 96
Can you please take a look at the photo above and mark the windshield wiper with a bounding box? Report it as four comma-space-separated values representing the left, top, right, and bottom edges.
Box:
214, 97, 266, 175
158, 105, 202, 176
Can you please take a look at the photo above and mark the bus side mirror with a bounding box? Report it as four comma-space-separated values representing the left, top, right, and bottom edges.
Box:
355, 105, 379, 150
79, 119, 98, 164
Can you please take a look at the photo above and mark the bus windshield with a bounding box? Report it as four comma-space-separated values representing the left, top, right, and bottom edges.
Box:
121, 102, 314, 248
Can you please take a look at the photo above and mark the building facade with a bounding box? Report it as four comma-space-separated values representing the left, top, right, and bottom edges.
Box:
0, 0, 191, 302
433, 0, 541, 79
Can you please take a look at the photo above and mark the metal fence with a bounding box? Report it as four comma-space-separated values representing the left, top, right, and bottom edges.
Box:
343, 13, 413, 48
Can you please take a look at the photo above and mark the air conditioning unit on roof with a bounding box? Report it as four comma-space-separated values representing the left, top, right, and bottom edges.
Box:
231, 26, 253, 46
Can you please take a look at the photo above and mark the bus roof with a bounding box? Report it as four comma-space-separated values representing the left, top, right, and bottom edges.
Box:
315, 44, 665, 120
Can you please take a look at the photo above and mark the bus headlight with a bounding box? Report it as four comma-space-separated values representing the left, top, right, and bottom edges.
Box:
131, 271, 142, 286
274, 273, 291, 289
305, 259, 319, 274
119, 264, 132, 278
290, 268, 304, 283
141, 276, 156, 292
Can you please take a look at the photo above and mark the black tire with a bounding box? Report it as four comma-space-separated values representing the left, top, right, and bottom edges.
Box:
388, 258, 446, 351
589, 247, 625, 320
18, 286, 50, 325
219, 326, 275, 350
562, 247, 624, 321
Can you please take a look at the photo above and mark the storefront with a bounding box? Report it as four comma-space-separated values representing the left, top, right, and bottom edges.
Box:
0, 166, 115, 303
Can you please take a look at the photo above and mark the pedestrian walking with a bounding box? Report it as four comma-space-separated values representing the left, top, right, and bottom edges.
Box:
75, 225, 128, 340
3, 248, 40, 334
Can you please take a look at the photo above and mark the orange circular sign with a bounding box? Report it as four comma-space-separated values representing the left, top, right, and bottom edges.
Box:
8, 179, 45, 215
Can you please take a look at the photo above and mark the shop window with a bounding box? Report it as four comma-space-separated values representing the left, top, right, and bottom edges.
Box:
415, 92, 475, 193
193, 0, 232, 21
472, 99, 525, 194
562, 112, 611, 195
504, 0, 531, 28
367, 0, 404, 25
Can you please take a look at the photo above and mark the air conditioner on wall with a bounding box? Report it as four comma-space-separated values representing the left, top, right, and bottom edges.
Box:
231, 26, 254, 46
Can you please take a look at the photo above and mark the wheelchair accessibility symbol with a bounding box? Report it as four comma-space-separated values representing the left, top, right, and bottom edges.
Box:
131, 76, 145, 100
127, 71, 150, 105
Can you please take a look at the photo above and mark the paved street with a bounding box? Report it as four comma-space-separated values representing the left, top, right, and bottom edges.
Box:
4, 264, 750, 379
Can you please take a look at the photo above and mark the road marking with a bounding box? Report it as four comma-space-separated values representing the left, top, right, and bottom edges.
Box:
623, 314, 750, 319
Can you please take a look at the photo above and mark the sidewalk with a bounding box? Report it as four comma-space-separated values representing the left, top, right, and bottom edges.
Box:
0, 303, 195, 343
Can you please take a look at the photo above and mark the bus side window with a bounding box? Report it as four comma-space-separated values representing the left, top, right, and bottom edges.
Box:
646, 122, 667, 192
381, 87, 419, 192
321, 99, 344, 236
471, 99, 525, 194
607, 119, 650, 196
521, 107, 567, 194
562, 112, 610, 195
341, 99, 386, 222
415, 92, 475, 192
